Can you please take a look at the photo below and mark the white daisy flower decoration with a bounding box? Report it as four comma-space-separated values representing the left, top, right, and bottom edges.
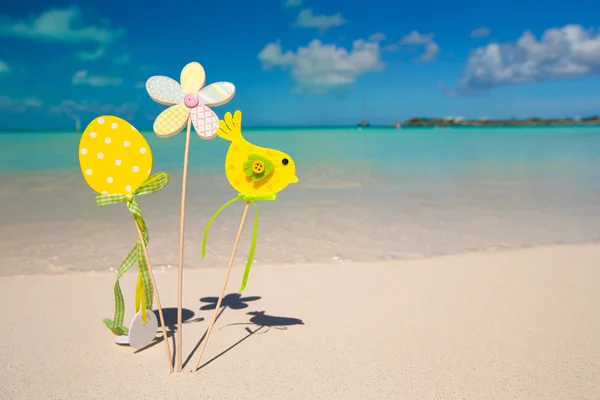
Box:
146, 62, 235, 139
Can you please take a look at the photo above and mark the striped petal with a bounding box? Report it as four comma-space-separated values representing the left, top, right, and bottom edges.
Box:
198, 82, 236, 107
146, 76, 184, 106
153, 103, 189, 137
189, 103, 219, 140
180, 62, 206, 94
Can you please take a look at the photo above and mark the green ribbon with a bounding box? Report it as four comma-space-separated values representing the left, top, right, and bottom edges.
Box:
201, 193, 276, 292
96, 172, 169, 335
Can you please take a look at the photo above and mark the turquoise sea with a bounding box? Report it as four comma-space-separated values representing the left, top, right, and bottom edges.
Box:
1, 126, 599, 275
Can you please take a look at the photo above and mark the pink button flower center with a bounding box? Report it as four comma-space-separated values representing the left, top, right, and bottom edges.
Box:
184, 94, 199, 108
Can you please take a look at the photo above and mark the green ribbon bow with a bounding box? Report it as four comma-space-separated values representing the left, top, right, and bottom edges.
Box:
96, 172, 169, 335
201, 193, 276, 292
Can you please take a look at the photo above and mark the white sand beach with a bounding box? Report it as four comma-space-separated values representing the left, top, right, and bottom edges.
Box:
1, 244, 599, 400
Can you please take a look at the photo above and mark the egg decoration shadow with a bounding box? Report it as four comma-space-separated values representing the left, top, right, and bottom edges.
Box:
133, 308, 203, 357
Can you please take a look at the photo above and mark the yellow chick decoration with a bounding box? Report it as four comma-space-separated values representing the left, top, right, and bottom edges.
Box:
201, 110, 299, 292
193, 110, 299, 372
218, 110, 298, 196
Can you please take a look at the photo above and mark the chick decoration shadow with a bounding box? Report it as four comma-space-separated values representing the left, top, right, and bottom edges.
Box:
244, 311, 305, 332
220, 311, 305, 333
182, 293, 260, 368
194, 311, 304, 371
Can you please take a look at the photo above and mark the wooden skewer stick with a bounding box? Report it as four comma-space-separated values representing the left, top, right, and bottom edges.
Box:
175, 118, 193, 372
134, 217, 174, 373
193, 201, 251, 372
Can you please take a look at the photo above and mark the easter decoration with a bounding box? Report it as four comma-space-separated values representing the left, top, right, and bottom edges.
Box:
146, 61, 235, 371
79, 116, 173, 373
192, 110, 299, 372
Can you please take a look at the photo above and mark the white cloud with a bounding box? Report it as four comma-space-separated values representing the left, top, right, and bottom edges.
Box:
134, 81, 145, 89
23, 98, 43, 107
382, 43, 399, 53
76, 47, 105, 61
72, 70, 122, 87
471, 27, 491, 38
0, 6, 124, 44
459, 24, 600, 90
75, 47, 130, 64
49, 99, 139, 118
368, 33, 387, 42
400, 31, 434, 45
419, 42, 440, 62
0, 60, 10, 75
113, 52, 131, 65
292, 9, 347, 33
0, 96, 43, 112
399, 30, 440, 62
258, 38, 384, 94
284, 0, 303, 7
259, 40, 296, 68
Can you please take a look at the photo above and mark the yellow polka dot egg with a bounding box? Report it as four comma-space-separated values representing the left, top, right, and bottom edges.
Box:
79, 116, 153, 195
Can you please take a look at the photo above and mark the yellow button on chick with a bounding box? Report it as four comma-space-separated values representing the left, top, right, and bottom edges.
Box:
252, 161, 265, 174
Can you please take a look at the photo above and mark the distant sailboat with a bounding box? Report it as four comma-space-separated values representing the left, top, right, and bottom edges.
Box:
75, 116, 81, 133
357, 94, 370, 129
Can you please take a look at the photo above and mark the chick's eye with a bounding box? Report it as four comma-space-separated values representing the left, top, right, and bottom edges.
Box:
282, 158, 289, 166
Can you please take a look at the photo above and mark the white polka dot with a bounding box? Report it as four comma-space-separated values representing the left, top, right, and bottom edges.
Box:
140, 147, 147, 154
132, 166, 139, 172
101, 191, 108, 194
111, 122, 118, 129
80, 148, 87, 155
147, 169, 151, 174
104, 137, 111, 144
106, 177, 113, 183
90, 132, 97, 138
85, 169, 92, 175
115, 159, 122, 166
131, 125, 136, 130
97, 152, 104, 159
124, 141, 130, 147
125, 185, 132, 192
98, 117, 104, 124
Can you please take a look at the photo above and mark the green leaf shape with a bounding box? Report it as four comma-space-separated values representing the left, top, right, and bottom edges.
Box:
243, 160, 254, 177
243, 154, 274, 182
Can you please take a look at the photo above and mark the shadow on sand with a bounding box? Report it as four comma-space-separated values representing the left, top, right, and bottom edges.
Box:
134, 307, 204, 367
182, 293, 261, 368
185, 293, 304, 371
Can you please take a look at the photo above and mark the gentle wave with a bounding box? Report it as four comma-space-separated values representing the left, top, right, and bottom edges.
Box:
1, 126, 600, 275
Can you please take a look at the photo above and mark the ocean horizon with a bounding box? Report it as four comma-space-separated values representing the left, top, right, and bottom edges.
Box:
2, 124, 599, 133
1, 125, 599, 276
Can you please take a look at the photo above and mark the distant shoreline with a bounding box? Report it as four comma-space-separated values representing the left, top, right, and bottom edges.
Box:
1, 117, 600, 132
389, 116, 600, 128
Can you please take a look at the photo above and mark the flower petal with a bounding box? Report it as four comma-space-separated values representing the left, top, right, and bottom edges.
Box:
198, 82, 236, 107
153, 103, 189, 137
189, 103, 219, 140
180, 62, 206, 94
146, 76, 184, 106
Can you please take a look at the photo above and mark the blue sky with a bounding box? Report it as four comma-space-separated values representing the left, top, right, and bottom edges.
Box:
0, 0, 599, 128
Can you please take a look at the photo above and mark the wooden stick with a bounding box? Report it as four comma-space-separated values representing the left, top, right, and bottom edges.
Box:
176, 118, 193, 372
193, 201, 251, 372
134, 218, 174, 373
